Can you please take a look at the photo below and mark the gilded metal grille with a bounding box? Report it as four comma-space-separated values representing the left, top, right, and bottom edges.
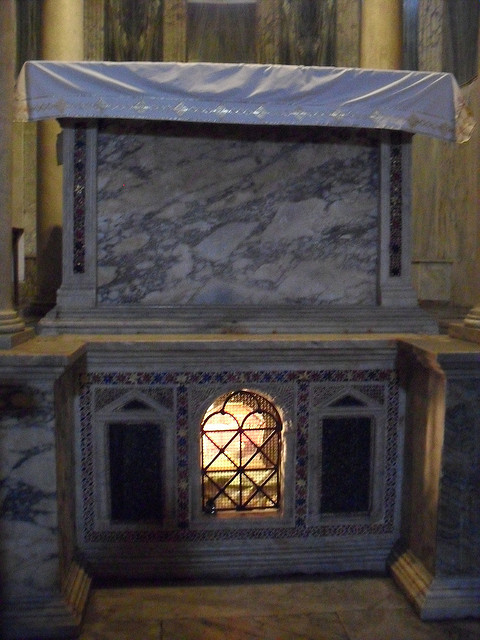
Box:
201, 390, 282, 512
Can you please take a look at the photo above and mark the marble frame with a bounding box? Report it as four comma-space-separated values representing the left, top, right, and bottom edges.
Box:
45, 118, 437, 334
306, 382, 389, 528
87, 389, 177, 535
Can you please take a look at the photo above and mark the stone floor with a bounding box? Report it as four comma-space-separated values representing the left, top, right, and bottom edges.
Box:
79, 575, 480, 640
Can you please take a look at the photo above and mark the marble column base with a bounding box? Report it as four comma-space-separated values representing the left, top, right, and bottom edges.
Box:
0, 310, 25, 332
1, 561, 91, 640
448, 305, 480, 343
448, 321, 480, 345
389, 544, 480, 621
464, 305, 480, 328
449, 299, 480, 343
0, 310, 33, 348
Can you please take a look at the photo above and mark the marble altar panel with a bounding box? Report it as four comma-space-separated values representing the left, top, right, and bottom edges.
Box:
390, 344, 480, 621
96, 122, 379, 307
0, 382, 59, 602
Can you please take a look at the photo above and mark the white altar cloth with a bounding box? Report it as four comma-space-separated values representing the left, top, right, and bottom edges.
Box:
15, 61, 474, 142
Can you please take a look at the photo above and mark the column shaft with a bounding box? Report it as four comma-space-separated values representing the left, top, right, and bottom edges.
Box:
256, 0, 282, 64
360, 0, 403, 69
37, 0, 84, 308
163, 0, 187, 61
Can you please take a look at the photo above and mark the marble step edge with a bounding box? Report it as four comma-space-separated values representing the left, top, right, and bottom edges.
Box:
39, 304, 439, 335
81, 536, 396, 580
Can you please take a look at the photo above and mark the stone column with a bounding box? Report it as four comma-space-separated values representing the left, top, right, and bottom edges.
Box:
0, 0, 29, 348
163, 0, 187, 61
84, 0, 105, 60
36, 0, 84, 311
336, 0, 361, 68
360, 0, 403, 69
256, 0, 282, 64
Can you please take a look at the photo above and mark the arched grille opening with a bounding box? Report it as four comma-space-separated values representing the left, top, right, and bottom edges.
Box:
201, 390, 282, 513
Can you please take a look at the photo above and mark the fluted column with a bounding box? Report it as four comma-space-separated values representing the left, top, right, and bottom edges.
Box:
360, 0, 403, 69
36, 0, 84, 310
0, 0, 28, 346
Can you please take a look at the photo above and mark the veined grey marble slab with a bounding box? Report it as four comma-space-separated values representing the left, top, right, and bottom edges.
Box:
96, 122, 379, 307
0, 382, 59, 602
437, 375, 480, 577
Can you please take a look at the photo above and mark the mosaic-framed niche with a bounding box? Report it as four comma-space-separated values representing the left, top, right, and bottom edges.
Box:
307, 382, 391, 528
77, 367, 401, 545
187, 382, 297, 531
79, 384, 177, 534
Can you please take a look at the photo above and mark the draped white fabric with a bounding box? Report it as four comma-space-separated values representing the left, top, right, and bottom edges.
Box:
15, 61, 475, 142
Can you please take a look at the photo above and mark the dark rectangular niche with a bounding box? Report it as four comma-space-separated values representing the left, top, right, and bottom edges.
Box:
320, 416, 371, 514
109, 422, 163, 522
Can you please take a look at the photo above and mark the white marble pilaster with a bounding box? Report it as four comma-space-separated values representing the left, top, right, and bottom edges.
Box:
360, 0, 403, 70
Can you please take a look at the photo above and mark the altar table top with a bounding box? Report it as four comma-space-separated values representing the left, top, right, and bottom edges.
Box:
16, 61, 475, 142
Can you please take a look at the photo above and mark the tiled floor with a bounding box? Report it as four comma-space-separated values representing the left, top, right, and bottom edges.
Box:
79, 575, 480, 640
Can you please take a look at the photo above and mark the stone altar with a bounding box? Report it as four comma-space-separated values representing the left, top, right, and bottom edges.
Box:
1, 61, 478, 639
15, 61, 475, 334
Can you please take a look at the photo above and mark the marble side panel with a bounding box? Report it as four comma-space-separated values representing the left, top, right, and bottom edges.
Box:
436, 375, 480, 577
397, 344, 444, 576
414, 1, 480, 308
96, 122, 379, 307
0, 381, 59, 602
55, 359, 85, 583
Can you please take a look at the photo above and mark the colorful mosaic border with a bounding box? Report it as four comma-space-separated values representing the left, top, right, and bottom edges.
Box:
389, 132, 403, 277
79, 369, 399, 544
73, 123, 87, 274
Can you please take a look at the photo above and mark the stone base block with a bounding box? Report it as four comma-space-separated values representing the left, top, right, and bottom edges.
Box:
389, 545, 480, 621
0, 328, 34, 349
448, 322, 480, 345
1, 562, 91, 640
412, 260, 452, 302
